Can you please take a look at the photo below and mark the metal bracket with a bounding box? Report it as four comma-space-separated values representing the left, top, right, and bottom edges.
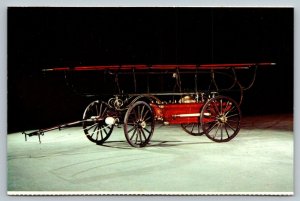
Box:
22, 130, 44, 143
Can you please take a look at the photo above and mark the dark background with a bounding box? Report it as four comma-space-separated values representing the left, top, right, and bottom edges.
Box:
7, 7, 293, 133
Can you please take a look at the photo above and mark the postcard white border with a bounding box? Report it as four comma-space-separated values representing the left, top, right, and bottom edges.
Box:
1, 0, 298, 200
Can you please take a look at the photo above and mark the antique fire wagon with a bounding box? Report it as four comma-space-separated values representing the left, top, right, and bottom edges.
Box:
23, 63, 275, 147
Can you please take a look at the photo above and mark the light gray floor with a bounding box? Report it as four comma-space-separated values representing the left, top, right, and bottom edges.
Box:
7, 114, 293, 195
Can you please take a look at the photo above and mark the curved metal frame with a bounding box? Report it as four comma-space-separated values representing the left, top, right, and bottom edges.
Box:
62, 64, 260, 108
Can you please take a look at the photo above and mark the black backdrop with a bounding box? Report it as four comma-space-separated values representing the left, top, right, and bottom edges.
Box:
7, 7, 293, 133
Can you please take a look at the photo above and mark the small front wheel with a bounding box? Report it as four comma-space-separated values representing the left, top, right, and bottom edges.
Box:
124, 101, 155, 147
82, 100, 114, 144
200, 96, 241, 142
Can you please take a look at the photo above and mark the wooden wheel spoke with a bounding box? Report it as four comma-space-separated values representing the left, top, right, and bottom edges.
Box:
93, 124, 98, 133
220, 99, 223, 114
143, 127, 151, 134
127, 125, 136, 133
101, 107, 107, 117
103, 127, 108, 135
220, 124, 223, 140
224, 125, 230, 138
99, 126, 103, 139
226, 113, 239, 119
212, 102, 220, 115
127, 116, 136, 123
205, 121, 218, 133
227, 119, 239, 124
182, 121, 203, 136
224, 101, 231, 113
182, 123, 191, 128
134, 109, 138, 120
138, 129, 143, 143
98, 102, 102, 116
90, 131, 95, 138
141, 128, 148, 140
225, 105, 237, 116
142, 110, 150, 120
135, 129, 139, 144
191, 123, 195, 132
144, 115, 152, 122
85, 123, 98, 131
137, 106, 141, 119
140, 105, 145, 119
95, 126, 100, 140
225, 122, 236, 132
130, 128, 138, 140
213, 123, 221, 139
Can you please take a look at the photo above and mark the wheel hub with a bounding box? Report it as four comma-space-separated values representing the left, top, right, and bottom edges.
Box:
137, 120, 146, 128
218, 115, 227, 123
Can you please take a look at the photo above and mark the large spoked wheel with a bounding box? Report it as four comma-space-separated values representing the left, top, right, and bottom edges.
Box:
200, 96, 241, 142
124, 101, 155, 148
181, 121, 204, 136
82, 100, 114, 145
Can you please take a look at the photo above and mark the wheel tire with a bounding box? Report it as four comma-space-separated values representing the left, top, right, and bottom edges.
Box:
200, 96, 241, 142
82, 100, 114, 144
124, 101, 155, 147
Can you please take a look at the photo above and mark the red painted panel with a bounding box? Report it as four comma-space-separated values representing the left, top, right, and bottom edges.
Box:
150, 101, 233, 125
150, 103, 204, 124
